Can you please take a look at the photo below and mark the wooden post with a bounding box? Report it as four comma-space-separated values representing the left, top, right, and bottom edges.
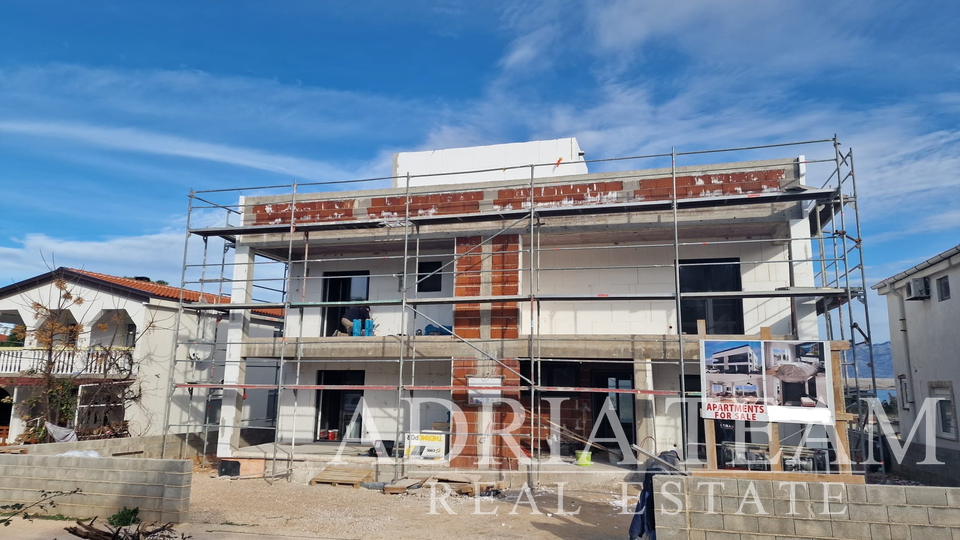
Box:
760, 326, 783, 472
831, 348, 853, 472
698, 320, 718, 470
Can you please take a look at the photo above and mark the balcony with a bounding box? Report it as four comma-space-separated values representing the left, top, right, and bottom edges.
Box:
0, 347, 137, 378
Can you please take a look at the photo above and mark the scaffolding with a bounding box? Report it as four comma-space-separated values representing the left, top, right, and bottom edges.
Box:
161, 136, 877, 482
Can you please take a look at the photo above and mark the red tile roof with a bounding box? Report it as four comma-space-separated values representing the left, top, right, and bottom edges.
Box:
69, 269, 284, 319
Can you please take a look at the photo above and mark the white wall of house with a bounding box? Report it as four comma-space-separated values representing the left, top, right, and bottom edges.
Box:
276, 234, 811, 340
284, 253, 457, 338
880, 250, 960, 450
521, 239, 797, 336
276, 359, 451, 444
0, 277, 274, 442
394, 138, 588, 188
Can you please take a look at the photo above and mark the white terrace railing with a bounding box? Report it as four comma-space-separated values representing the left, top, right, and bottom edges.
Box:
0, 347, 137, 377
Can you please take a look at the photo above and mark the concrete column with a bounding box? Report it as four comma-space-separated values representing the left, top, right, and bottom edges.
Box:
217, 245, 254, 457
634, 358, 655, 455
8, 386, 23, 441
789, 218, 818, 339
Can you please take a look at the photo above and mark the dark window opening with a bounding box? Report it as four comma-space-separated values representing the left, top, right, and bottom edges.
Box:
417, 261, 443, 293
680, 258, 744, 334
520, 361, 582, 398
322, 271, 370, 336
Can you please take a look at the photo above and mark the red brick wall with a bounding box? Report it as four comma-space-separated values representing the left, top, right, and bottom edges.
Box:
450, 358, 523, 470
453, 236, 483, 339
633, 170, 785, 201
251, 200, 356, 225
494, 181, 624, 209
452, 235, 520, 340
367, 192, 483, 219
249, 168, 788, 226
491, 236, 520, 339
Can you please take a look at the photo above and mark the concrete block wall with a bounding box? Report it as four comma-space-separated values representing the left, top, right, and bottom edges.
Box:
0, 454, 191, 523
3, 433, 215, 460
652, 476, 960, 540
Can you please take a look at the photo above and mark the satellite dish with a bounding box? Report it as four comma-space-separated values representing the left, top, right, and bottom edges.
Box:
186, 340, 217, 362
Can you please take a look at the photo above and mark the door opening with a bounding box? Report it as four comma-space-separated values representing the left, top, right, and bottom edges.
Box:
591, 370, 636, 446
315, 370, 365, 441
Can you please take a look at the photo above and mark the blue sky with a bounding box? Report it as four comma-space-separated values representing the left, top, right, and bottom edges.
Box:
1, 1, 959, 342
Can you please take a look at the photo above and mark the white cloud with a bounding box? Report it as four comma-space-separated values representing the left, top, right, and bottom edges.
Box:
0, 120, 355, 182
869, 209, 960, 245
0, 229, 185, 286
0, 64, 430, 144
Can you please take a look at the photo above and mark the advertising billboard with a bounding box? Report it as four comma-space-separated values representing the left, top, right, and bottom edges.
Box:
701, 339, 833, 425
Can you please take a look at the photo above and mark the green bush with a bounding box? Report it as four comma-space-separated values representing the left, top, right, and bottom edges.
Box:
107, 506, 141, 527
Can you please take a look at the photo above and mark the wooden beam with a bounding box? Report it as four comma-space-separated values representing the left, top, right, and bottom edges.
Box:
698, 319, 718, 471
831, 349, 853, 472
758, 327, 783, 472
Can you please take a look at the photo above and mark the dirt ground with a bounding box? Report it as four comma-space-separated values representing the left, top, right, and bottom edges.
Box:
6, 472, 642, 540
187, 472, 638, 539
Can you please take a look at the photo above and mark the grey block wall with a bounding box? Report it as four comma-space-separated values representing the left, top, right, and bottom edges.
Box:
0, 454, 191, 523
652, 476, 960, 540
3, 432, 217, 460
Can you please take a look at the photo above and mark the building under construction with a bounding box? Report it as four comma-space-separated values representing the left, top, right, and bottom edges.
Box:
163, 137, 876, 483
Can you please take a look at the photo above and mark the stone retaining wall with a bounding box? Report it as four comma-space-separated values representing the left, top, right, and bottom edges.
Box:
653, 476, 960, 540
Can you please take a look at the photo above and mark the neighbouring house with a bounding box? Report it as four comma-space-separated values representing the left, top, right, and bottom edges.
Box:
175, 137, 865, 472
874, 243, 960, 485
0, 268, 282, 445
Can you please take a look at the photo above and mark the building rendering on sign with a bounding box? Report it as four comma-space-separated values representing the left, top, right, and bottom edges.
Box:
874, 243, 960, 485
166, 137, 872, 474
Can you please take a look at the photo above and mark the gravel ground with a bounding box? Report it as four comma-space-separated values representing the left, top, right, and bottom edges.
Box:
186, 472, 639, 539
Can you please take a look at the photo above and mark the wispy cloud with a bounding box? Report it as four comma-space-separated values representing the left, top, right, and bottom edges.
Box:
0, 120, 356, 182
0, 229, 185, 286
0, 64, 432, 146
869, 209, 960, 245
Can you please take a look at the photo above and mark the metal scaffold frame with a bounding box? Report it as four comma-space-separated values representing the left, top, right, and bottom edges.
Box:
161, 136, 878, 482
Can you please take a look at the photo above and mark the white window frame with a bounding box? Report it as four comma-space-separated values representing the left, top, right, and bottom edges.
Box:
937, 276, 951, 302
930, 382, 958, 440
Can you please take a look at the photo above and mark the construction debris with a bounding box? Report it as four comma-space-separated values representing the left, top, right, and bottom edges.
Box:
383, 478, 421, 494
64, 517, 188, 539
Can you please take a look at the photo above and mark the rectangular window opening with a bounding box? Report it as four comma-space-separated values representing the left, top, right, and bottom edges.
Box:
937, 276, 951, 302
931, 383, 957, 440
679, 258, 744, 335
417, 261, 443, 293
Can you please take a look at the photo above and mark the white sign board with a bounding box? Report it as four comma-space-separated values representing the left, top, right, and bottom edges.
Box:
467, 376, 502, 405
404, 431, 446, 460
701, 340, 834, 425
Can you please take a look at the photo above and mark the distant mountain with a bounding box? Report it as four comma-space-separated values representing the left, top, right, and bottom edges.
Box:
847, 341, 894, 379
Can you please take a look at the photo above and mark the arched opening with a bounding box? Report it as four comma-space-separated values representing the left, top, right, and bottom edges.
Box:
34, 310, 82, 348
0, 310, 26, 347
90, 310, 136, 348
